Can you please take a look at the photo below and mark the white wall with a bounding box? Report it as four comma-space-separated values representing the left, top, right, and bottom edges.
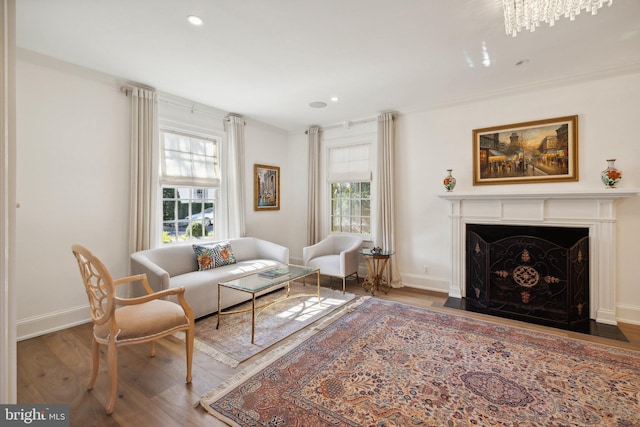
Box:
285, 121, 379, 265
15, 51, 291, 339
394, 72, 640, 323
16, 50, 131, 339
16, 48, 640, 339
244, 121, 294, 253
287, 71, 640, 324
285, 130, 309, 264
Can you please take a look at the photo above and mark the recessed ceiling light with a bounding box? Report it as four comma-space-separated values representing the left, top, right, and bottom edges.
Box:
187, 15, 204, 26
330, 96, 339, 102
309, 101, 327, 109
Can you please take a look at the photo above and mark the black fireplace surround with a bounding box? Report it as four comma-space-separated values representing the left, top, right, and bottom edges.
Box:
465, 224, 589, 331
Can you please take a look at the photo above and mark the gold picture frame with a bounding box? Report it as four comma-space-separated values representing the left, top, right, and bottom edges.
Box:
254, 164, 280, 211
472, 115, 578, 185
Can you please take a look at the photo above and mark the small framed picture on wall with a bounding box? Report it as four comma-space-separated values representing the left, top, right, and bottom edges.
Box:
254, 164, 280, 211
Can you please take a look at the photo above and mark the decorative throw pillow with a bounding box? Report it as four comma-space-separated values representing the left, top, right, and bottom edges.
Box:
192, 242, 237, 271
211, 241, 237, 267
193, 244, 216, 271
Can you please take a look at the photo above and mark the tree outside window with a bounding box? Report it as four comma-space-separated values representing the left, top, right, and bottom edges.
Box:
162, 186, 216, 243
331, 181, 371, 237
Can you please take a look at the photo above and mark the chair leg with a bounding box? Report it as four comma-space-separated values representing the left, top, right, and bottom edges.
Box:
87, 337, 99, 390
342, 277, 346, 293
185, 324, 194, 383
105, 341, 118, 414
150, 341, 156, 357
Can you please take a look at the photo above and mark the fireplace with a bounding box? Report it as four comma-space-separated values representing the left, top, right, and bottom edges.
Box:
465, 224, 589, 331
439, 190, 637, 331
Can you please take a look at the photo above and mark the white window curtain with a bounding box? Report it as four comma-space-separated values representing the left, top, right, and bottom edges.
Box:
375, 112, 403, 288
307, 126, 321, 245
129, 87, 159, 253
218, 114, 246, 239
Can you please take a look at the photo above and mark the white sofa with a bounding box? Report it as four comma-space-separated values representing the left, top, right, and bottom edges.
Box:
130, 237, 289, 319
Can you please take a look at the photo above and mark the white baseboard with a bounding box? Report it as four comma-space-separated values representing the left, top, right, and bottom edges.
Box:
17, 305, 91, 341
615, 304, 640, 326
399, 273, 449, 294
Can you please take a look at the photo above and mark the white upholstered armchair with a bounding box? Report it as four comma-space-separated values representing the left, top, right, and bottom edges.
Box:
303, 235, 363, 292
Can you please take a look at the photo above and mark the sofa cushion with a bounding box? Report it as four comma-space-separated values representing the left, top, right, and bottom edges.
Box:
169, 259, 282, 318
226, 237, 257, 262
307, 254, 341, 277
130, 237, 290, 319
140, 243, 202, 277
95, 300, 189, 343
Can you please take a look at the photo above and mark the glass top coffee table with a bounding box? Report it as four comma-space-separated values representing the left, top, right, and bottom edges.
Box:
216, 264, 320, 344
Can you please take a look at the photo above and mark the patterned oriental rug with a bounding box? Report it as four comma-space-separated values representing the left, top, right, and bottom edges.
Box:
200, 298, 640, 426
181, 282, 356, 368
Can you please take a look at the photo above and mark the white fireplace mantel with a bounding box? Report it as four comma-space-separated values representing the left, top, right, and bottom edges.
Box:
438, 189, 638, 325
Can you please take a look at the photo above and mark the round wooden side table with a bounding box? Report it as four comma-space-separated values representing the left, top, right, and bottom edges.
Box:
359, 249, 394, 295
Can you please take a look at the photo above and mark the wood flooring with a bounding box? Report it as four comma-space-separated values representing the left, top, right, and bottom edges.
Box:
17, 276, 640, 427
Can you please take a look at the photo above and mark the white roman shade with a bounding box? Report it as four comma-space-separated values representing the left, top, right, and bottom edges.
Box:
328, 143, 371, 182
160, 130, 220, 187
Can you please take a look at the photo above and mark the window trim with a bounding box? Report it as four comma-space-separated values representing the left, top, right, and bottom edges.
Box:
158, 126, 223, 245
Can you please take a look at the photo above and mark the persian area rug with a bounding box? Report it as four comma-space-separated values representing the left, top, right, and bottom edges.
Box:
184, 282, 356, 368
200, 298, 640, 426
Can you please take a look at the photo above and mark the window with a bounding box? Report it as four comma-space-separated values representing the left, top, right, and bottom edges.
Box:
327, 143, 372, 239
331, 181, 371, 237
162, 187, 216, 243
160, 129, 220, 244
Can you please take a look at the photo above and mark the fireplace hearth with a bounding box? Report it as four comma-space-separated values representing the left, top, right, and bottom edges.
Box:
465, 224, 589, 331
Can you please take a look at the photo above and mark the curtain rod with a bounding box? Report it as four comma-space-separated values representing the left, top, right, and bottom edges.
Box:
120, 81, 155, 96
305, 116, 377, 134
120, 84, 230, 121
157, 97, 228, 120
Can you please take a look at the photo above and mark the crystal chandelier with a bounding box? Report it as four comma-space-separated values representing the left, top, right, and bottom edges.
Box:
503, 0, 613, 37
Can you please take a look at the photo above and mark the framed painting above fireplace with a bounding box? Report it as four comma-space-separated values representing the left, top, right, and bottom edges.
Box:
472, 115, 578, 185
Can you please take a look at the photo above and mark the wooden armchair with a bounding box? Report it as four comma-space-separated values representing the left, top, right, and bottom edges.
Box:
71, 244, 194, 414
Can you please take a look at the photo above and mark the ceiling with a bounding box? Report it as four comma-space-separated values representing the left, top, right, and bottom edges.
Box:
16, 0, 640, 132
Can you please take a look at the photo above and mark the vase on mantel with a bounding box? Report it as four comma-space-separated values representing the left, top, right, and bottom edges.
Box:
601, 159, 622, 189
443, 169, 456, 192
